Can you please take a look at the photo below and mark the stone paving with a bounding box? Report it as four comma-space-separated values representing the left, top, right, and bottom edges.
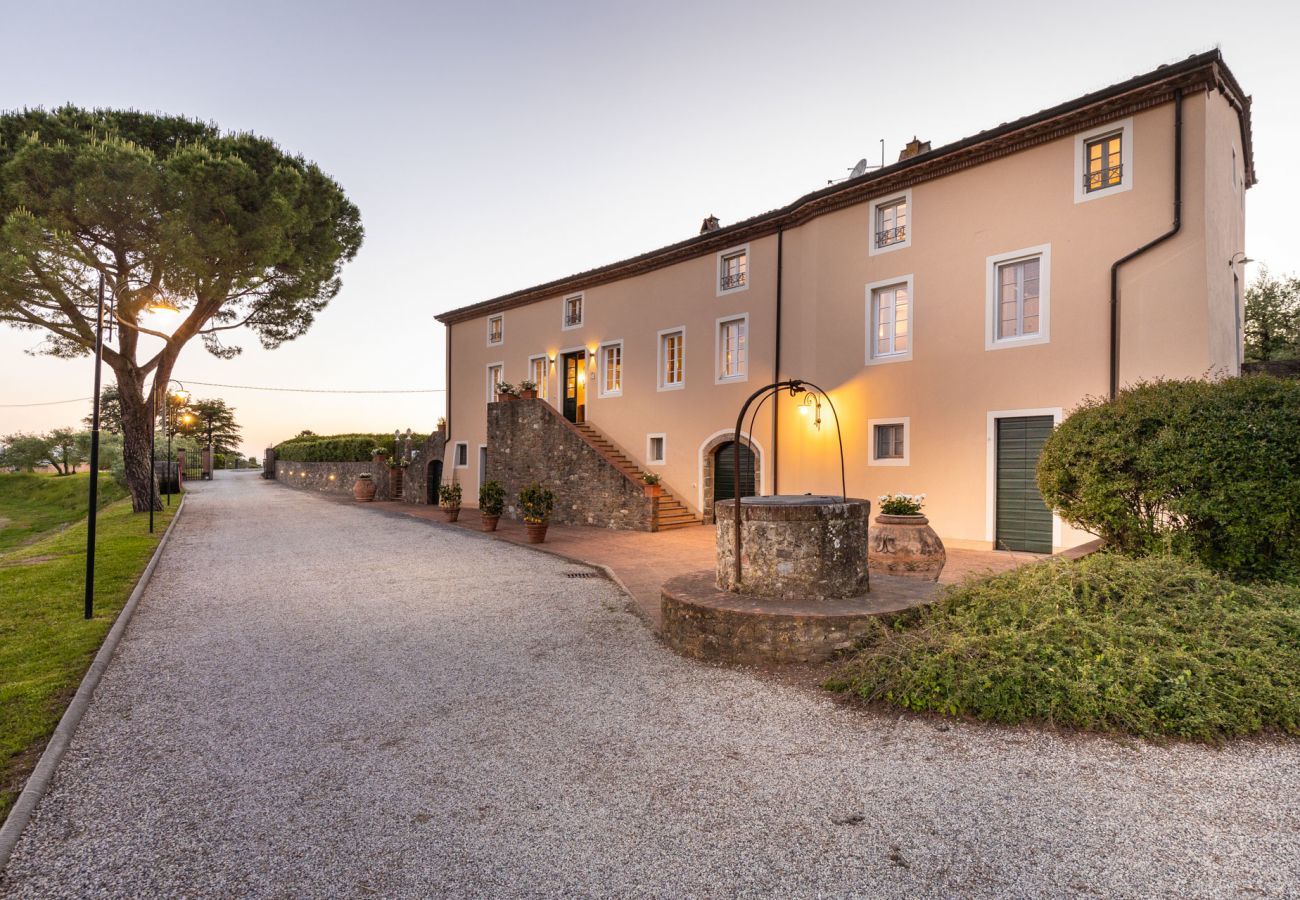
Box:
4, 473, 1297, 897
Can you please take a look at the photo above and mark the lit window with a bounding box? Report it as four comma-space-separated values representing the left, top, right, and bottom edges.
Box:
719, 249, 747, 293
875, 198, 907, 248
600, 342, 623, 396
563, 294, 584, 329
717, 316, 747, 381
647, 434, 665, 464
871, 284, 909, 358
996, 257, 1041, 340
487, 315, 503, 345
486, 363, 503, 402
875, 424, 904, 459
529, 356, 548, 401
660, 329, 684, 389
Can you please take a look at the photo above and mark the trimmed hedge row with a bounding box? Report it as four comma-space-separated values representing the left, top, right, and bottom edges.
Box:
273, 433, 429, 463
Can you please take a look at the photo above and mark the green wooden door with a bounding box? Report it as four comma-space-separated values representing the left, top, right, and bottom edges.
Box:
995, 416, 1054, 553
714, 442, 756, 505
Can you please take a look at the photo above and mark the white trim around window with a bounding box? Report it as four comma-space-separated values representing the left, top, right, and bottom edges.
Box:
527, 354, 550, 403
452, 441, 469, 469
598, 339, 624, 398
714, 313, 749, 384
485, 361, 505, 402
864, 274, 914, 365
486, 314, 504, 347
985, 244, 1051, 351
1074, 118, 1133, 204
984, 407, 1063, 548
657, 326, 686, 391
716, 244, 750, 296
867, 189, 912, 256
561, 292, 585, 331
646, 433, 666, 467
867, 417, 910, 467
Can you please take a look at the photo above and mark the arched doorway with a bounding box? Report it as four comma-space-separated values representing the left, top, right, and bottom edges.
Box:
709, 440, 757, 523
426, 458, 443, 505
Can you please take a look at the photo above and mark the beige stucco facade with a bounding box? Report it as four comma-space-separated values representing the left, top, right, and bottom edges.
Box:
438, 56, 1252, 552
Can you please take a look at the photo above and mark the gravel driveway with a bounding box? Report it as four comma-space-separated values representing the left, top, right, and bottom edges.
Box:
3, 473, 1298, 898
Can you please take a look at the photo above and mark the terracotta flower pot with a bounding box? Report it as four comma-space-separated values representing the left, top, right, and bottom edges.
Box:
353, 477, 377, 502
481, 513, 500, 532
496, 392, 518, 402
642, 483, 663, 498
524, 521, 548, 544
439, 505, 461, 523
518, 389, 538, 400
868, 514, 946, 580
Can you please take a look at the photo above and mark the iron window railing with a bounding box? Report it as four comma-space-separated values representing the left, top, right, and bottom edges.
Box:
875, 225, 907, 248
1084, 164, 1123, 192
720, 272, 746, 291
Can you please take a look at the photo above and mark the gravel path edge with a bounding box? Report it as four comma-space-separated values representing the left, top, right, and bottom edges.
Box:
0, 494, 187, 873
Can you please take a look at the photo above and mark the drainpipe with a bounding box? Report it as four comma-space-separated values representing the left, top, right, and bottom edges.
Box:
444, 320, 452, 445
1110, 87, 1182, 400
772, 227, 784, 494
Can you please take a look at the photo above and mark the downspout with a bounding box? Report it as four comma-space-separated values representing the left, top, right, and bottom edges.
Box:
772, 227, 784, 494
1110, 87, 1182, 399
444, 320, 452, 447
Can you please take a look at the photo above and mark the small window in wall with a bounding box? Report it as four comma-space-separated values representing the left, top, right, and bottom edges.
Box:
718, 246, 748, 294
866, 276, 913, 364
659, 328, 685, 390
453, 442, 468, 468
716, 315, 748, 382
1074, 119, 1132, 203
486, 363, 504, 402
868, 417, 909, 467
646, 433, 666, 466
563, 293, 584, 330
986, 245, 1050, 350
875, 198, 907, 248
486, 315, 504, 345
599, 341, 623, 397
529, 355, 549, 401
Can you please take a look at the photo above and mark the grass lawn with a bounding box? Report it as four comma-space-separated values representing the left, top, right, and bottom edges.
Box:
0, 472, 126, 554
826, 553, 1300, 742
0, 482, 175, 818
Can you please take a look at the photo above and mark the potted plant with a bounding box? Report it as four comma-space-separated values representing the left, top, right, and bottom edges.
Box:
518, 482, 555, 543
495, 382, 518, 402
640, 471, 663, 498
479, 480, 505, 532
438, 480, 463, 522
517, 379, 538, 400
868, 492, 946, 580
353, 472, 377, 502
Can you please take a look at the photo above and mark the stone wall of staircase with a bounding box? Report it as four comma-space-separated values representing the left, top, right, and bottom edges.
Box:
486, 399, 655, 531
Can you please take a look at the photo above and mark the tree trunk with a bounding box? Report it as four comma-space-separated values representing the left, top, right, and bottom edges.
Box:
115, 369, 162, 512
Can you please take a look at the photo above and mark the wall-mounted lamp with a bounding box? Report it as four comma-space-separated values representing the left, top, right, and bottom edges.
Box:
1228, 252, 1254, 269
798, 393, 822, 430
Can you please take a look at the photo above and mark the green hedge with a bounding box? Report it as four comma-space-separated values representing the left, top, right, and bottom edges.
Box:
273, 433, 428, 463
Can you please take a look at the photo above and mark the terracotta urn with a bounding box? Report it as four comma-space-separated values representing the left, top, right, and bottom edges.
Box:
868, 514, 946, 581
353, 475, 377, 502
642, 483, 663, 498
481, 513, 500, 532
496, 391, 517, 402
525, 521, 548, 544
439, 505, 461, 523
518, 389, 538, 400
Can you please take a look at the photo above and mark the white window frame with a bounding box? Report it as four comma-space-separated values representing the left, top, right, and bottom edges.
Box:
985, 244, 1051, 351
485, 362, 505, 402
657, 326, 686, 392
527, 354, 550, 402
646, 433, 666, 467
716, 244, 750, 296
864, 274, 914, 365
1073, 118, 1133, 204
561, 292, 585, 331
714, 313, 749, 384
867, 189, 912, 256
598, 340, 624, 398
985, 407, 1063, 549
452, 441, 469, 469
867, 417, 910, 467
486, 314, 504, 346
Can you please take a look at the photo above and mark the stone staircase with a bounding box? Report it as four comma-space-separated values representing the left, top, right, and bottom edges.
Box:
572, 422, 701, 531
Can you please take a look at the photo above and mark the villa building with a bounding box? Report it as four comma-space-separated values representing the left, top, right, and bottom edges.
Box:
434, 50, 1254, 553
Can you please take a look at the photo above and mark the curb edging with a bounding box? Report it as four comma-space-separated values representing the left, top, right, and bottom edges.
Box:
0, 495, 187, 873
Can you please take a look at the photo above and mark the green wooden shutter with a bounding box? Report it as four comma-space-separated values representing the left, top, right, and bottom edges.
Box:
995, 416, 1055, 553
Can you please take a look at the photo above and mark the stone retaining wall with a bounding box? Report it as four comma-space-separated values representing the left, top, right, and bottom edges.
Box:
274, 459, 383, 498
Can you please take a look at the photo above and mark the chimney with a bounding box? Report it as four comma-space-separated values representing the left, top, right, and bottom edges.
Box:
897, 137, 931, 162
699, 214, 720, 234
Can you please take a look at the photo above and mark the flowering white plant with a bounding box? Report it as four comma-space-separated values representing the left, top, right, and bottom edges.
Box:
878, 492, 926, 515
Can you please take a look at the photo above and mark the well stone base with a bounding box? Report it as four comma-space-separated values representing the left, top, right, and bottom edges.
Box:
661, 571, 936, 666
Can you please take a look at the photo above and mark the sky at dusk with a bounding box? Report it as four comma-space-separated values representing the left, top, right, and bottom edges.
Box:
2, 0, 1297, 457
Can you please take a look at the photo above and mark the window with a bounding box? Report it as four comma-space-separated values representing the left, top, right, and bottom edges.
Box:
868, 417, 909, 467
716, 315, 748, 382
453, 442, 468, 468
486, 315, 504, 345
717, 246, 748, 295
658, 328, 685, 390
985, 245, 1051, 350
562, 293, 584, 330
599, 341, 623, 397
1074, 119, 1132, 203
868, 190, 912, 255
486, 363, 504, 401
646, 433, 666, 466
528, 355, 549, 401
866, 277, 912, 363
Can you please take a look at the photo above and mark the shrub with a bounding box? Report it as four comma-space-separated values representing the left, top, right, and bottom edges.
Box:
641, 472, 660, 485
879, 492, 925, 515
519, 482, 555, 523
1038, 377, 1300, 580
826, 553, 1300, 741
273, 433, 428, 463
438, 481, 462, 508
479, 480, 505, 516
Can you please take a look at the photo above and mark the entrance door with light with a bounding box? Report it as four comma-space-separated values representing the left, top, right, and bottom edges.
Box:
561, 351, 586, 423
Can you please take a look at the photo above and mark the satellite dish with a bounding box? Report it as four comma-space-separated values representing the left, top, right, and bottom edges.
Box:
848, 158, 868, 179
